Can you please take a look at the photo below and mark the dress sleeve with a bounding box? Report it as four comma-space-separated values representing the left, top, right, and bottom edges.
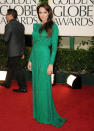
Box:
29, 24, 36, 62
49, 24, 59, 65
29, 48, 33, 62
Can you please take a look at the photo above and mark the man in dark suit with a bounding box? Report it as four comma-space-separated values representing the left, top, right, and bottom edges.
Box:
0, 9, 27, 93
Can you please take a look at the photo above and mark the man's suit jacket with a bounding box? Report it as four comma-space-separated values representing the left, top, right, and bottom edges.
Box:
0, 19, 25, 57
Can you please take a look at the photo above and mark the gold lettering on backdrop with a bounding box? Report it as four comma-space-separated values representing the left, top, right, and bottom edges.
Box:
0, 0, 39, 34
49, 0, 94, 36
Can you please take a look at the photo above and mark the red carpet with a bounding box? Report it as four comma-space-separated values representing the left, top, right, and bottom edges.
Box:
0, 81, 94, 131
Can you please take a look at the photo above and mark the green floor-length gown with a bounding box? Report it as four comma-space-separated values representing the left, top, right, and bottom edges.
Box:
29, 23, 67, 127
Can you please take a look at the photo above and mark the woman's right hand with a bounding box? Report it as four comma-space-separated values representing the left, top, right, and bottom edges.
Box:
27, 61, 32, 71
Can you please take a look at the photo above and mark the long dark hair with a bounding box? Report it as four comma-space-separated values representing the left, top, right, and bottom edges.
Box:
37, 3, 54, 38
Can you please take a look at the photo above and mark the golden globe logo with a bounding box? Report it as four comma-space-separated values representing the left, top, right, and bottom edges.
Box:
49, 0, 94, 36
0, 0, 39, 34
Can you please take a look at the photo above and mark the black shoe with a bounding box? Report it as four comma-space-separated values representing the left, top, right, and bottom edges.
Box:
0, 83, 10, 88
13, 88, 27, 93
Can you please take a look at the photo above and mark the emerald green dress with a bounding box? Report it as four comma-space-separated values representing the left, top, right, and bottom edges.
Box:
29, 23, 67, 127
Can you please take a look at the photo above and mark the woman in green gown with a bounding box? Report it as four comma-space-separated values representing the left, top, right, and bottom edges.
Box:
28, 3, 67, 127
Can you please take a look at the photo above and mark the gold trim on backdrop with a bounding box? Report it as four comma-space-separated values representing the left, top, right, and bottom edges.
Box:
0, 33, 94, 37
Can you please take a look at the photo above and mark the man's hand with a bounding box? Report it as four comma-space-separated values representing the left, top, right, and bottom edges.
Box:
21, 54, 25, 59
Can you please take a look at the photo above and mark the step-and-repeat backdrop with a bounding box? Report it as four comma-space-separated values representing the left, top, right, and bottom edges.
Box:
0, 0, 39, 34
0, 0, 94, 36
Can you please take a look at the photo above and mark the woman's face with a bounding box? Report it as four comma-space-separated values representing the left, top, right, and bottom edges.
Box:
38, 7, 49, 23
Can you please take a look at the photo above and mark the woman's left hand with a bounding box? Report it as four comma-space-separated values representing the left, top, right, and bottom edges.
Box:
47, 64, 53, 75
